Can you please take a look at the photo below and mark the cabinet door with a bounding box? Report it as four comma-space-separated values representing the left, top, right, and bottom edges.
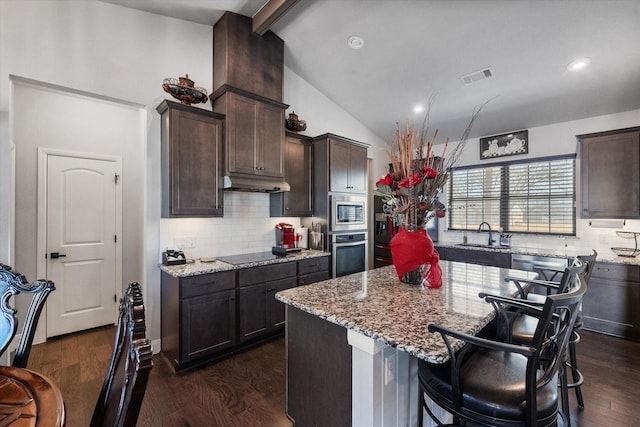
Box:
329, 139, 351, 192
580, 131, 640, 218
181, 289, 236, 363
259, 103, 285, 178
284, 136, 312, 215
268, 277, 298, 329
239, 284, 269, 342
160, 102, 224, 217
227, 93, 258, 176
348, 144, 368, 193
582, 263, 640, 340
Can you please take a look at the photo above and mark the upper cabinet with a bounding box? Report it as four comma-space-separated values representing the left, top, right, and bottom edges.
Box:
270, 132, 313, 217
212, 88, 287, 181
579, 127, 640, 218
211, 11, 288, 189
157, 100, 224, 218
314, 134, 368, 194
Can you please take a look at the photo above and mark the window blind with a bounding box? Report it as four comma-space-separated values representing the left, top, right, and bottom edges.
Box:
448, 156, 576, 235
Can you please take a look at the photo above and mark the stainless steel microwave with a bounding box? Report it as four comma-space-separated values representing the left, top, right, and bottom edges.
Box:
331, 195, 367, 232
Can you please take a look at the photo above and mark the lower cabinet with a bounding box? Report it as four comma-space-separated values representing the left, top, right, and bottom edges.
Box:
436, 246, 511, 269
161, 255, 330, 371
161, 270, 236, 371
298, 257, 330, 285
238, 277, 298, 339
582, 262, 640, 341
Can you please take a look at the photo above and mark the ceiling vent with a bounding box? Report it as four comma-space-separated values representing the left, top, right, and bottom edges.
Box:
461, 68, 493, 85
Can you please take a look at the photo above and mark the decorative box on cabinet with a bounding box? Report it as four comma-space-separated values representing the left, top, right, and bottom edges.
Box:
582, 261, 640, 341
238, 262, 298, 343
313, 134, 368, 194
157, 100, 224, 217
161, 270, 236, 371
270, 132, 313, 217
578, 127, 640, 218
211, 86, 288, 182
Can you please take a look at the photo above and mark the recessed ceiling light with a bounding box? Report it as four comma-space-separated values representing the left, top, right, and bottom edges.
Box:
567, 57, 591, 71
413, 105, 424, 113
347, 35, 364, 50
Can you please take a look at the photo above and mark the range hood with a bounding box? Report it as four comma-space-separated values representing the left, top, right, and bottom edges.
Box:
223, 175, 290, 193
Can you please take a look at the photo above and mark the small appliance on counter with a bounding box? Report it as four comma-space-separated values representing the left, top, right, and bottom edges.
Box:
296, 226, 308, 249
275, 222, 296, 248
162, 249, 186, 265
271, 246, 302, 256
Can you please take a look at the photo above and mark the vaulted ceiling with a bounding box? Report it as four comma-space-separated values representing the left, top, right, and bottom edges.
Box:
101, 0, 640, 142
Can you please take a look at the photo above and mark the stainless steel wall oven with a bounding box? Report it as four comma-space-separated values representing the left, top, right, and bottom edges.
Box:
332, 232, 368, 277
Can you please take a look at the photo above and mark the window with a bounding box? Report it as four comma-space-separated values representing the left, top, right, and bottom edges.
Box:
448, 156, 576, 235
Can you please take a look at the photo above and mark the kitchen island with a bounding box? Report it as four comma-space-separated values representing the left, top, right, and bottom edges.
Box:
276, 262, 537, 427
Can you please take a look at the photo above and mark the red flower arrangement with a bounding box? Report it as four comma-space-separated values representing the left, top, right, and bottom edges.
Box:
374, 98, 487, 287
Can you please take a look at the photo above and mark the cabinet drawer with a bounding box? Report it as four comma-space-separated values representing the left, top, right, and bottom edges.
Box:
298, 257, 330, 275
591, 262, 640, 282
299, 271, 330, 286
181, 271, 236, 299
239, 262, 297, 287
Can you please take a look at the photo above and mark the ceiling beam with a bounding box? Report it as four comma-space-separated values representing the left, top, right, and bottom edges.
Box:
252, 0, 299, 35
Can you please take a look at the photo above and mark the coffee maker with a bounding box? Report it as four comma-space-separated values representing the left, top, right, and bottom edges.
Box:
275, 223, 295, 248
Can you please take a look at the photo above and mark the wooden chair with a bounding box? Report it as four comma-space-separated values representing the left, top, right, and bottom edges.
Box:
90, 282, 153, 427
418, 274, 587, 427
0, 263, 55, 368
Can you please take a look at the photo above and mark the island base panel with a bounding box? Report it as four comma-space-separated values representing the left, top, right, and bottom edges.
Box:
286, 306, 352, 426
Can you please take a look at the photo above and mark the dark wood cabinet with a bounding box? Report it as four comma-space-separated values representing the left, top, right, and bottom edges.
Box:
161, 270, 236, 370
211, 87, 287, 181
298, 257, 331, 285
161, 255, 330, 371
329, 137, 367, 193
270, 132, 313, 217
582, 261, 640, 341
238, 262, 297, 342
578, 127, 640, 218
435, 246, 511, 269
157, 100, 224, 217
313, 134, 368, 196
212, 11, 284, 102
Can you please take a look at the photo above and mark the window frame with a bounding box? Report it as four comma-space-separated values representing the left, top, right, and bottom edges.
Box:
447, 154, 577, 236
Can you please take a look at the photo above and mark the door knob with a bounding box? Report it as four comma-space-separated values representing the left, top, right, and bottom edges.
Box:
50, 252, 67, 259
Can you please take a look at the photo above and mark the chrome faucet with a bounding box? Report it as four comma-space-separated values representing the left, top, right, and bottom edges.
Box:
477, 222, 495, 246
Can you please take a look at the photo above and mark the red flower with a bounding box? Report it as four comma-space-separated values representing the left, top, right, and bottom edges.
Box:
422, 167, 437, 179
376, 174, 394, 186
397, 174, 421, 188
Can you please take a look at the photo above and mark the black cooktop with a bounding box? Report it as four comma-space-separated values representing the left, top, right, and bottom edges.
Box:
217, 252, 281, 265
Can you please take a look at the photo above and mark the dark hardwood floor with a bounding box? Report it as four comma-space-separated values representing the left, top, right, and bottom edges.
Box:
27, 327, 639, 426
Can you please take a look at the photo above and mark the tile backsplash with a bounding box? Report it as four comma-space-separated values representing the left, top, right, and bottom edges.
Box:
160, 192, 301, 260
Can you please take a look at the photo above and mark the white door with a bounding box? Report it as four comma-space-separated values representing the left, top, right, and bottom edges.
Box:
45, 154, 118, 337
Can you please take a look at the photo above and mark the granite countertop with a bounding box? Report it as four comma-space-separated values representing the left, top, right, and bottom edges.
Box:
435, 241, 640, 266
276, 262, 537, 364
160, 249, 331, 278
